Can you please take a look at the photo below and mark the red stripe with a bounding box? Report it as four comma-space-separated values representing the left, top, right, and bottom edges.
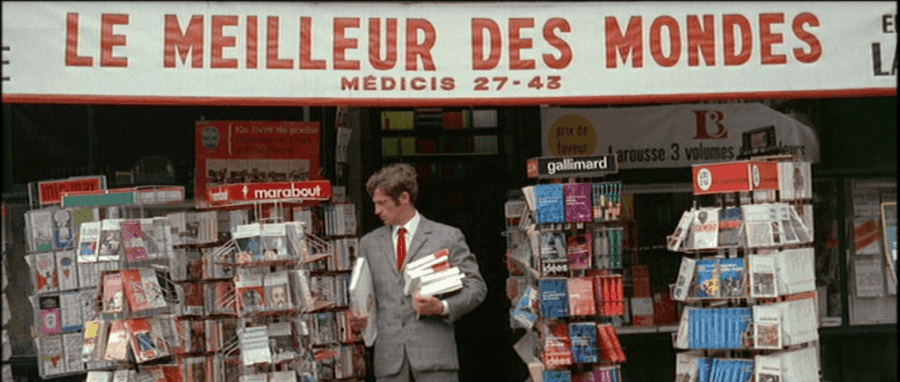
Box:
2, 87, 895, 106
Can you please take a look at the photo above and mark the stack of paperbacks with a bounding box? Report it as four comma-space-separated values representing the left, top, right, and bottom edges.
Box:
403, 249, 464, 296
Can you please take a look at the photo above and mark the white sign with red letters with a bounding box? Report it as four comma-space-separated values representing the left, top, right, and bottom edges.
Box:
1, 2, 895, 105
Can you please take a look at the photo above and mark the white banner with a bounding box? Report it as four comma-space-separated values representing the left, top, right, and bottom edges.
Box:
1, 2, 896, 105
540, 103, 820, 169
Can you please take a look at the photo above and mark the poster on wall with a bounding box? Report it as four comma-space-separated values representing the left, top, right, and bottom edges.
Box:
195, 121, 321, 208
540, 103, 819, 170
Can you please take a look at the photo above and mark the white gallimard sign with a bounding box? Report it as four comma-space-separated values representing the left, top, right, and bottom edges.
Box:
1, 2, 896, 105
540, 103, 820, 169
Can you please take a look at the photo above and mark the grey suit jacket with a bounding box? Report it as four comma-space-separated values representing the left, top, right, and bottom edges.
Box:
358, 215, 487, 378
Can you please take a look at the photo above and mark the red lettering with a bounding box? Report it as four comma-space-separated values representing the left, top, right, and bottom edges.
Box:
369, 18, 398, 70
759, 13, 786, 65
65, 13, 93, 67
300, 16, 326, 69
411, 77, 426, 90
266, 16, 293, 69
723, 14, 751, 66
211, 15, 238, 69
687, 15, 715, 66
650, 16, 681, 67
246, 16, 258, 69
472, 18, 502, 70
542, 18, 572, 70
693, 110, 729, 139
405, 19, 437, 71
605, 16, 643, 68
792, 12, 821, 64
164, 14, 204, 68
333, 18, 360, 70
509, 18, 535, 70
100, 14, 128, 67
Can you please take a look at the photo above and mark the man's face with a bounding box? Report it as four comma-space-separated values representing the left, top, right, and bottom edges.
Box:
372, 188, 405, 226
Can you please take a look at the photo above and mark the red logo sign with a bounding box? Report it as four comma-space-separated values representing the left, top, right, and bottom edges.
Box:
38, 176, 105, 205
206, 181, 332, 206
692, 110, 729, 140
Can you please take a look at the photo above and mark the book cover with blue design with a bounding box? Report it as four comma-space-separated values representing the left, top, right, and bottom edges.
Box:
568, 322, 599, 363
536, 184, 565, 224
543, 370, 572, 382
540, 278, 569, 319
696, 259, 720, 299
719, 258, 745, 298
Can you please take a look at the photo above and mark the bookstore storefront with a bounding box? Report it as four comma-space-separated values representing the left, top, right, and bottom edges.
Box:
2, 2, 897, 382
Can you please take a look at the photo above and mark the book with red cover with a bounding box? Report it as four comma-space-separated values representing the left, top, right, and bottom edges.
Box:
126, 317, 169, 363
121, 219, 149, 262
235, 273, 266, 314
631, 265, 651, 298
596, 324, 626, 363
541, 323, 572, 369
566, 277, 596, 317
121, 269, 152, 312
567, 233, 593, 270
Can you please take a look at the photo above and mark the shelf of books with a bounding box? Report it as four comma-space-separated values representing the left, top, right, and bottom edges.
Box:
667, 157, 821, 382
18, 176, 364, 382
506, 155, 627, 382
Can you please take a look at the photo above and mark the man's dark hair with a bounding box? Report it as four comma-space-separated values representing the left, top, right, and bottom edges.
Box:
365, 163, 418, 203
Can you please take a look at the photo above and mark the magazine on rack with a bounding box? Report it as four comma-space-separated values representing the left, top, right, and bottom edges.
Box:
97, 219, 123, 262
753, 305, 782, 349
748, 254, 778, 298
691, 208, 720, 250
56, 250, 78, 291
667, 209, 695, 252
77, 221, 102, 263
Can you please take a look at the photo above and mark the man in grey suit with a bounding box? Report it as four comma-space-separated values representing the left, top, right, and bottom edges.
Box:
351, 163, 487, 382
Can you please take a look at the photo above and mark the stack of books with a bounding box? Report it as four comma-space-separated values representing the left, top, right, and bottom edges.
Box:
403, 249, 464, 297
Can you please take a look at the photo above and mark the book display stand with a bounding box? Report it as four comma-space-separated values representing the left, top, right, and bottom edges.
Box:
667, 156, 821, 382
506, 155, 627, 382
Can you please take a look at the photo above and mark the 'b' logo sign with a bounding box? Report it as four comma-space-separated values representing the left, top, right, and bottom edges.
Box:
693, 110, 729, 139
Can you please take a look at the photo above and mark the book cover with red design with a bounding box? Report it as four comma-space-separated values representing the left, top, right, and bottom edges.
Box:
566, 277, 596, 317
541, 323, 572, 369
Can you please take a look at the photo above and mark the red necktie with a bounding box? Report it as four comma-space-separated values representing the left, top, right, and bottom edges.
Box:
396, 227, 407, 271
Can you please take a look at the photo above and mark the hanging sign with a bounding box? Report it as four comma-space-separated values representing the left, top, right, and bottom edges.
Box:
206, 181, 332, 207
542, 103, 820, 170
35, 176, 107, 205
1, 2, 895, 105
526, 155, 618, 179
194, 120, 321, 208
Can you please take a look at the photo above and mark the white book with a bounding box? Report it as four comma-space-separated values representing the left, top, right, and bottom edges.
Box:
239, 325, 272, 366
667, 209, 696, 252
780, 298, 818, 346
775, 203, 799, 245
62, 332, 85, 373
86, 371, 113, 382
672, 257, 696, 301
418, 276, 463, 297
38, 335, 65, 377
56, 250, 79, 291
59, 291, 82, 333
349, 257, 377, 347
521, 186, 537, 213
406, 248, 451, 272
97, 219, 123, 262
270, 370, 297, 382
775, 248, 816, 295
673, 306, 696, 350
690, 207, 719, 250
261, 223, 289, 260
674, 351, 702, 382
418, 266, 462, 286
754, 354, 782, 382
779, 161, 796, 201
743, 204, 776, 248
753, 305, 782, 349
789, 205, 814, 243
749, 254, 778, 298
76, 262, 99, 289
112, 369, 134, 382
240, 374, 270, 382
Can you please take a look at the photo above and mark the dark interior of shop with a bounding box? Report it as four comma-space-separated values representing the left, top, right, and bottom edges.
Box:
2, 96, 896, 382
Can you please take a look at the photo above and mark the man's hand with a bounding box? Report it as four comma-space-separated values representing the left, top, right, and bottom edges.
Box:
413, 292, 444, 316
347, 311, 369, 335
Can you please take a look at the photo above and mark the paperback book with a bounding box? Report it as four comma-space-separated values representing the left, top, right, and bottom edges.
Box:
62, 331, 84, 373
566, 233, 592, 270
236, 273, 266, 314
267, 321, 296, 364
753, 305, 782, 349
77, 221, 102, 263
535, 184, 565, 224
717, 207, 743, 248
672, 257, 697, 301
541, 323, 572, 368
102, 271, 125, 313
37, 295, 62, 335
56, 250, 78, 291
38, 334, 64, 377
234, 223, 263, 264
97, 219, 123, 262
121, 219, 149, 262
27, 251, 59, 293
569, 322, 599, 363
667, 210, 695, 252
103, 320, 129, 361
349, 257, 377, 346
718, 258, 745, 298
691, 208, 720, 250
511, 286, 539, 329
748, 254, 778, 298
52, 209, 76, 250
539, 278, 569, 319
27, 209, 54, 252
564, 183, 593, 223
566, 277, 596, 316
261, 223, 289, 260
695, 259, 720, 299
264, 271, 293, 311
125, 317, 169, 363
